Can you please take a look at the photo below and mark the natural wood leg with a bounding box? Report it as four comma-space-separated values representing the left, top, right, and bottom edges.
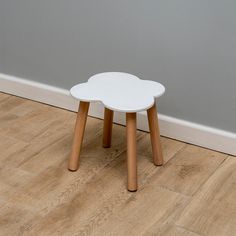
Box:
103, 108, 114, 148
68, 101, 90, 171
126, 113, 137, 192
147, 103, 163, 166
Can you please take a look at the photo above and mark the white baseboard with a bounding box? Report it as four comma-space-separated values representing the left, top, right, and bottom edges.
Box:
1, 73, 236, 156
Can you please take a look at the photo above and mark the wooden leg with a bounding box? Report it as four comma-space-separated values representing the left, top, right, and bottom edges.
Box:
68, 101, 90, 171
126, 113, 137, 192
147, 103, 163, 166
103, 108, 114, 148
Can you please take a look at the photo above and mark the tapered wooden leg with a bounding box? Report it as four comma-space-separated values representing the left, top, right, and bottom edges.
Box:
103, 108, 114, 148
147, 103, 163, 166
68, 101, 90, 171
126, 113, 137, 192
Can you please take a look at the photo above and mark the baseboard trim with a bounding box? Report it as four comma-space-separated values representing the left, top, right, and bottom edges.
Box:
1, 73, 235, 156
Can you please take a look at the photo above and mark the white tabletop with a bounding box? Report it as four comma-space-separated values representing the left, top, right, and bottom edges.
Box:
70, 72, 165, 112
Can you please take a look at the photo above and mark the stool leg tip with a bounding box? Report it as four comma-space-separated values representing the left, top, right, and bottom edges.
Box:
128, 189, 137, 192
102, 144, 111, 148
68, 167, 78, 172
154, 162, 163, 166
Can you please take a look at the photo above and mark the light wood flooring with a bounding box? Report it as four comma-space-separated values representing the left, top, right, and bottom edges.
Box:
0, 92, 235, 236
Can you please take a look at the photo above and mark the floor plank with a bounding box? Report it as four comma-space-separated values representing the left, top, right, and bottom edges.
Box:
18, 139, 187, 236
157, 225, 202, 236
0, 92, 11, 102
177, 157, 236, 236
0, 95, 26, 112
0, 201, 36, 236
147, 144, 227, 196
0, 93, 234, 236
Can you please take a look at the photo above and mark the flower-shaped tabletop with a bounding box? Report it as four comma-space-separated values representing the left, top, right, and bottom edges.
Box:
70, 72, 165, 112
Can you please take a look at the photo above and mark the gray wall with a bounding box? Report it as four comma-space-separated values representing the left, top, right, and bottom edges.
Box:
0, 0, 236, 132
0, 3, 5, 72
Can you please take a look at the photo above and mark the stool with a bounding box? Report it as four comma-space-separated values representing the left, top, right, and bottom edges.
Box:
68, 72, 165, 191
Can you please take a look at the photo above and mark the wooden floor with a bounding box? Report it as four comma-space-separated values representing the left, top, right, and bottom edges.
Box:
0, 92, 236, 236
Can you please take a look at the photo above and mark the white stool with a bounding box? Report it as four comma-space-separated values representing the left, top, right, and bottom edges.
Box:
69, 72, 165, 191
